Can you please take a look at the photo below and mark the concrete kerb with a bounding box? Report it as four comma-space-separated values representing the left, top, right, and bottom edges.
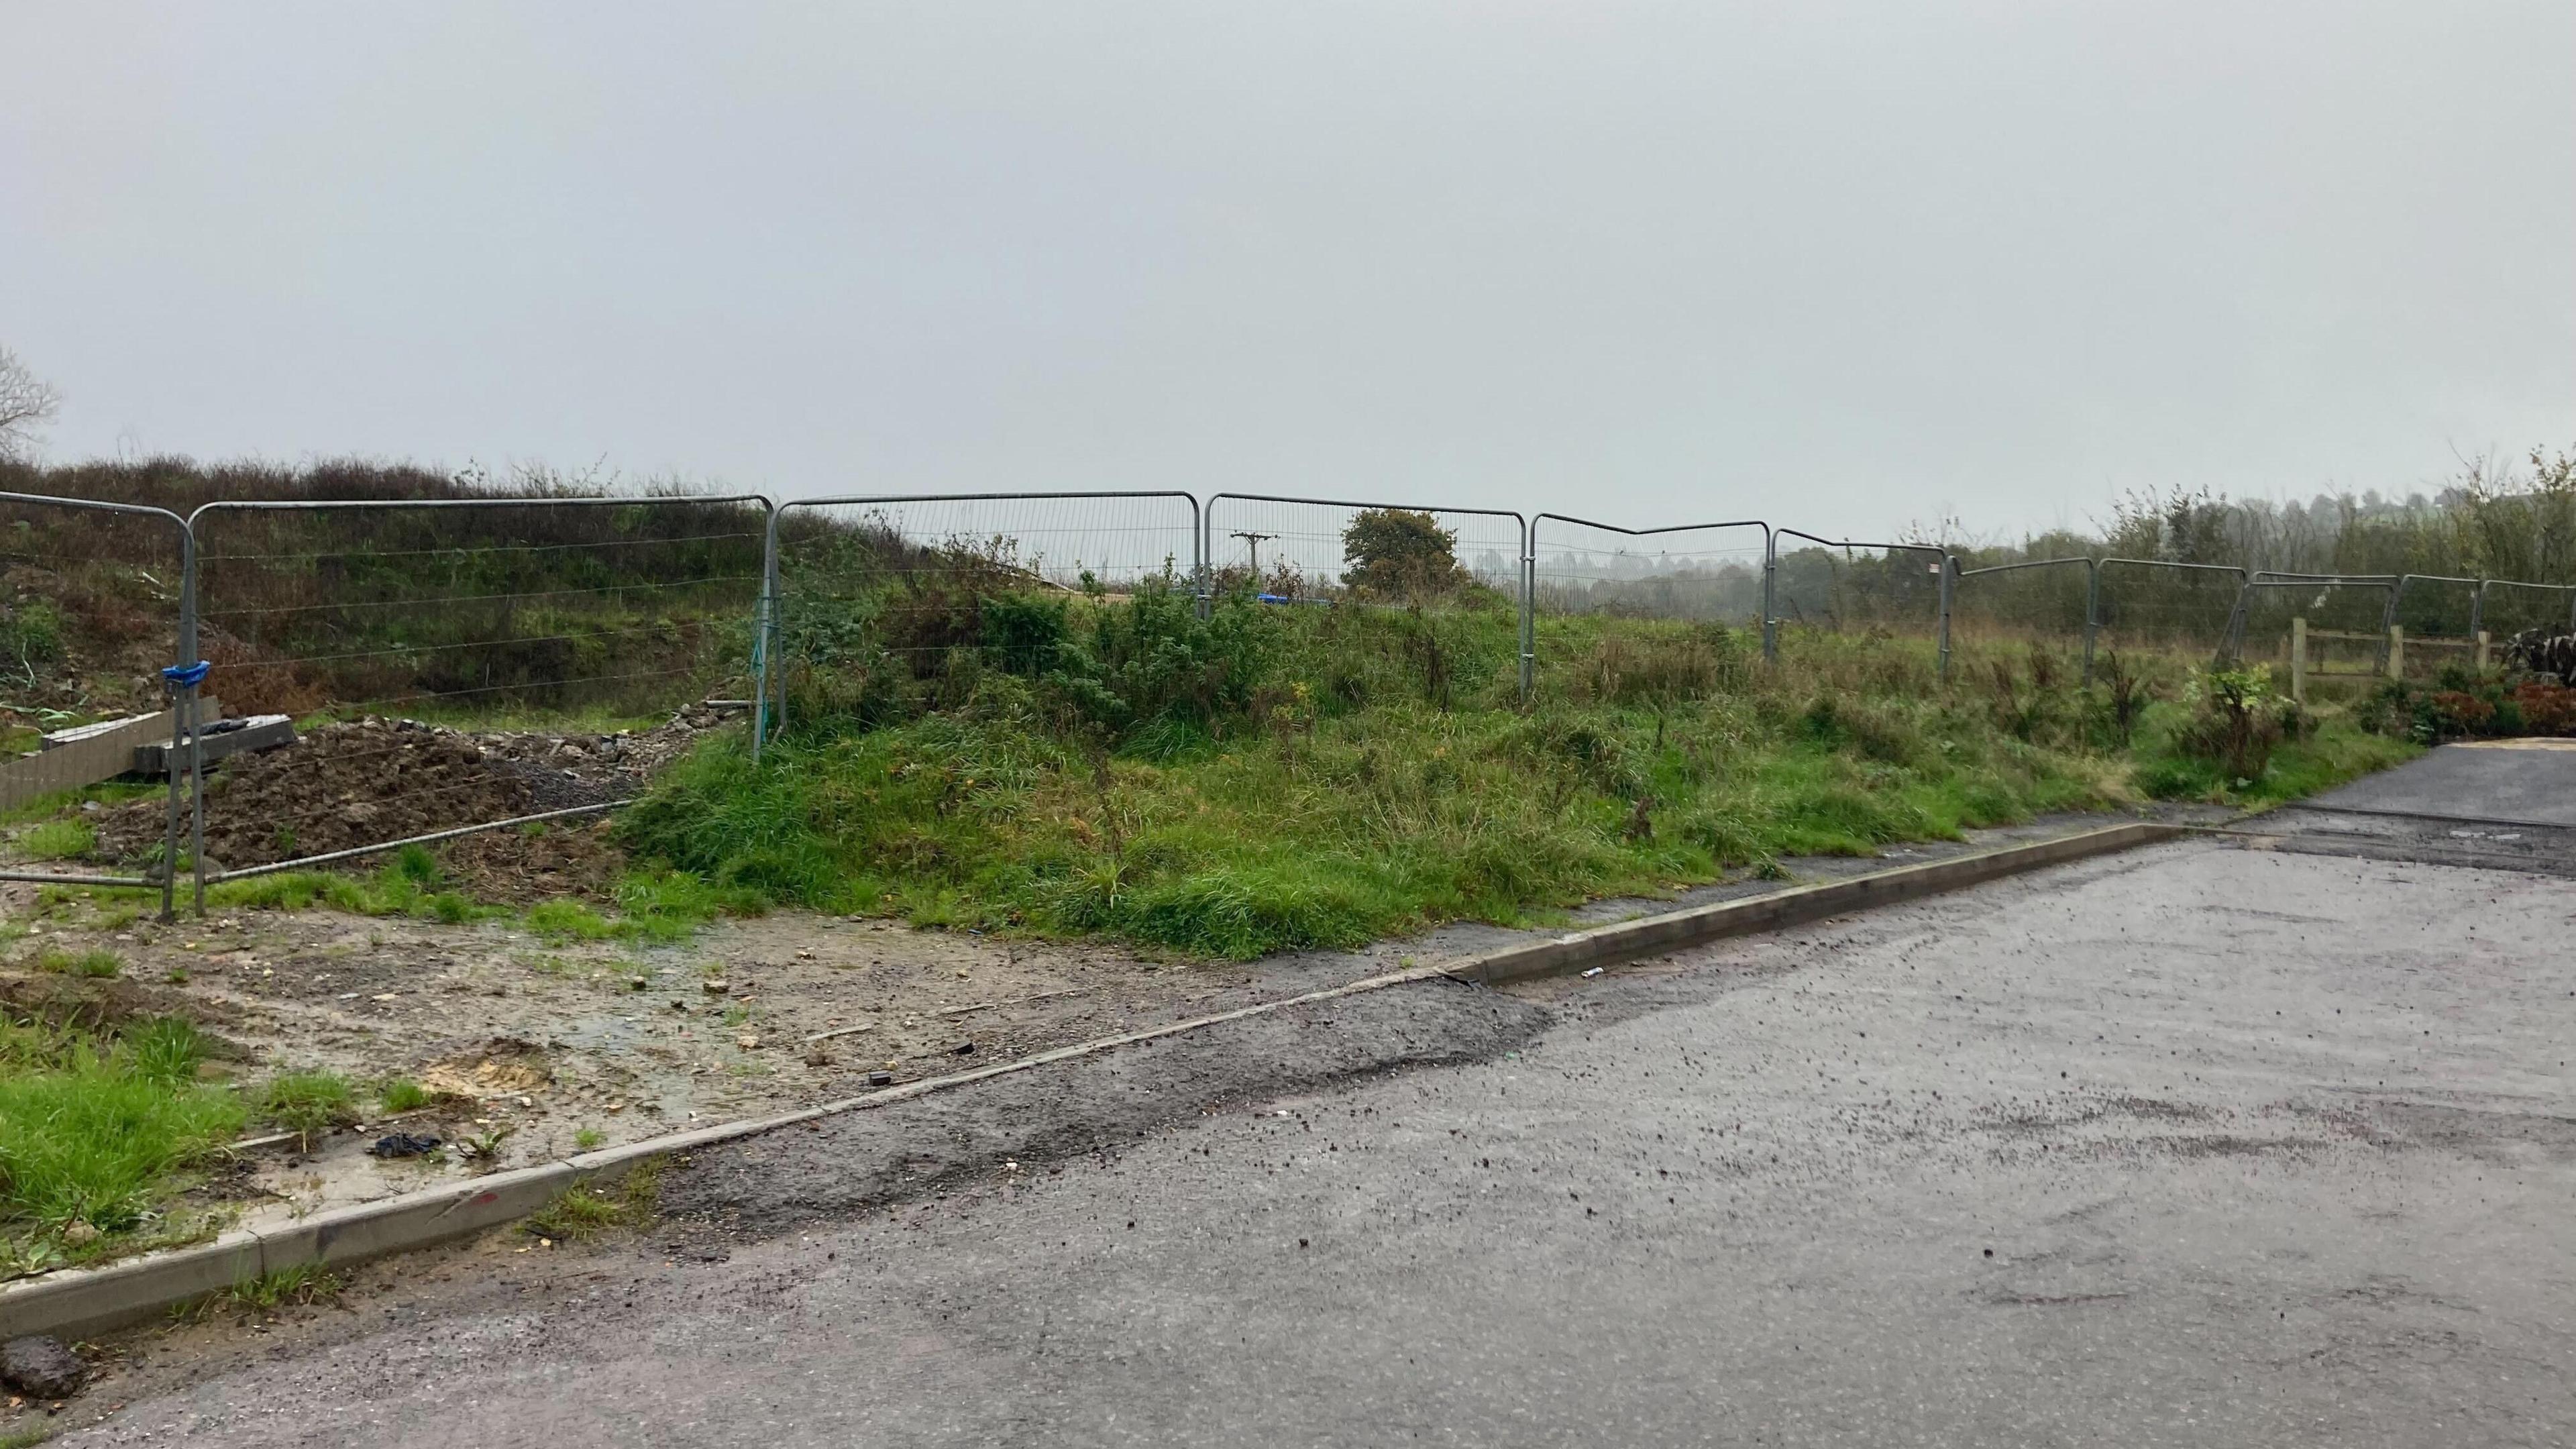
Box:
1448, 819, 2188, 986
0, 818, 2182, 1342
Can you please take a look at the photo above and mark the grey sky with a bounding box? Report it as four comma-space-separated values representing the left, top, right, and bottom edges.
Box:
5, 2, 2570, 539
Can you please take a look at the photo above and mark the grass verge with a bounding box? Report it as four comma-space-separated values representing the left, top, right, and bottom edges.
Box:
621, 593, 2420, 959
0, 1016, 245, 1272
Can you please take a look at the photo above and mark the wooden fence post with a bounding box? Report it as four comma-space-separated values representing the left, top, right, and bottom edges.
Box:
2290, 616, 2307, 702
2386, 624, 2404, 680
2475, 629, 2490, 672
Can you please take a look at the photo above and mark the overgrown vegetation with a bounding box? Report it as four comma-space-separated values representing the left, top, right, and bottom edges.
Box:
0, 1014, 245, 1269
623, 557, 2414, 959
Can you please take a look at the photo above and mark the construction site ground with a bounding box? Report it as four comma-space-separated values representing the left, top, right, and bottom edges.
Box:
0, 807, 2169, 1265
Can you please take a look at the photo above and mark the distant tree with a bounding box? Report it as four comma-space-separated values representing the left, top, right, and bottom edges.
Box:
1341, 508, 1471, 597
0, 345, 62, 462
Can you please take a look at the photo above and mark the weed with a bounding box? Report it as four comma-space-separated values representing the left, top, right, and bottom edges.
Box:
260, 1072, 358, 1148
523, 1158, 661, 1242
526, 900, 619, 943
176, 1263, 341, 1321
2098, 651, 2147, 747
0, 1425, 57, 1449
573, 1127, 604, 1151
378, 1077, 433, 1113
462, 1125, 515, 1164
32, 947, 120, 979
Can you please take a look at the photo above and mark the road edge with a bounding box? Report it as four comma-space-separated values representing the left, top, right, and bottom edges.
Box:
0, 818, 2184, 1342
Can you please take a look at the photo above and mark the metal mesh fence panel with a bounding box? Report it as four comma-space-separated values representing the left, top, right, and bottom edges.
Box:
769, 492, 1203, 729
2390, 574, 2481, 641
1768, 530, 1946, 636
2481, 580, 2576, 642
0, 492, 192, 900
2092, 559, 2247, 664
187, 495, 770, 885
1202, 493, 1529, 696
1203, 494, 1523, 600
1949, 557, 2095, 674
2241, 576, 2397, 684
1524, 514, 1769, 696
1527, 516, 1768, 623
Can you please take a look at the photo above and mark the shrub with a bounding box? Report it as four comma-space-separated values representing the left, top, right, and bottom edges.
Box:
1341, 509, 1471, 598
2176, 667, 2298, 782
2512, 682, 2576, 735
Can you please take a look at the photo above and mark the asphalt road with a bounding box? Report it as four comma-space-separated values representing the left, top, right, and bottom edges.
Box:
58, 830, 2576, 1446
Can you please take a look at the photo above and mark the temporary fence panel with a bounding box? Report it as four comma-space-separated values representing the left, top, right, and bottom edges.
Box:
186, 495, 772, 902
1768, 530, 1951, 676
1949, 557, 2097, 682
1526, 515, 1772, 684
767, 492, 1203, 735
2239, 575, 2398, 685
2389, 574, 2483, 642
1201, 493, 1530, 700
2479, 579, 2576, 643
0, 492, 196, 912
2092, 559, 2249, 666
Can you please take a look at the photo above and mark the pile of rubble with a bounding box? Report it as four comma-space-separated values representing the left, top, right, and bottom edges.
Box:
91, 701, 748, 874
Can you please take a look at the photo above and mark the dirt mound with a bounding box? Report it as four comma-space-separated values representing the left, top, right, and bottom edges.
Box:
90, 705, 739, 883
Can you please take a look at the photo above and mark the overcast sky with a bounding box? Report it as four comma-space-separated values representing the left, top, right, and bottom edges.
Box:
5, 2, 2571, 539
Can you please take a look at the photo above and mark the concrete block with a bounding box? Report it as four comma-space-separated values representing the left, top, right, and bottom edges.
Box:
258, 1164, 579, 1272
0, 1229, 263, 1341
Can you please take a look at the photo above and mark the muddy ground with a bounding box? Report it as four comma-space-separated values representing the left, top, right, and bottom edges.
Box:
85, 706, 731, 881
0, 806, 2182, 1279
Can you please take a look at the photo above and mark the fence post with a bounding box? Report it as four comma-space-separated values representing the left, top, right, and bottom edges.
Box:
1935, 553, 1954, 683
1194, 494, 1212, 621
175, 523, 207, 916
2469, 579, 2486, 645
2386, 624, 2404, 680
2080, 559, 2100, 687
1517, 519, 1535, 704
1760, 527, 1778, 663
751, 502, 779, 762
2218, 570, 2251, 664
2475, 629, 2490, 672
2294, 615, 2314, 700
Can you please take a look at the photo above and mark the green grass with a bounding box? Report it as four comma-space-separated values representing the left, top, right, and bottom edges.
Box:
0, 1426, 57, 1449
624, 614, 2137, 957
0, 780, 162, 830
170, 843, 745, 944
523, 1158, 661, 1242
15, 819, 93, 861
573, 1127, 605, 1151
259, 1071, 357, 1146
378, 1077, 433, 1113
32, 946, 121, 979
0, 1016, 245, 1238
621, 596, 2422, 960
174, 1262, 341, 1321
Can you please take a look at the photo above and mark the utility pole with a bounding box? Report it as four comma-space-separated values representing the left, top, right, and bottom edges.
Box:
1230, 531, 1277, 582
